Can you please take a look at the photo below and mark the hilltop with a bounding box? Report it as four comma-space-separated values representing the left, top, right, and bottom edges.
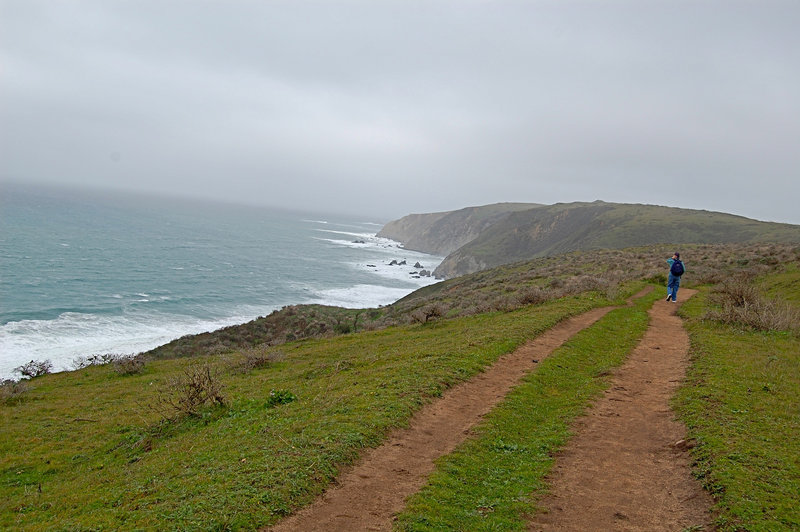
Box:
379, 201, 800, 278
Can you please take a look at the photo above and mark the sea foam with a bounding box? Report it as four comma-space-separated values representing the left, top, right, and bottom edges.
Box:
0, 307, 270, 378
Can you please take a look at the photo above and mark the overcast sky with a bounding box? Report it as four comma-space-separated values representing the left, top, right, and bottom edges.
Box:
1, 1, 798, 223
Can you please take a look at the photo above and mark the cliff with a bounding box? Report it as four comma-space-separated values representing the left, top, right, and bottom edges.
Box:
377, 203, 538, 256
433, 201, 800, 278
379, 201, 800, 279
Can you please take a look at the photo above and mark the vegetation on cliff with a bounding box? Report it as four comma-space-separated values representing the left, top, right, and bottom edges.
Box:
378, 200, 800, 279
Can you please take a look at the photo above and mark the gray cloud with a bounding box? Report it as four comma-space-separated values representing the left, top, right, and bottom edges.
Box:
1, 0, 799, 223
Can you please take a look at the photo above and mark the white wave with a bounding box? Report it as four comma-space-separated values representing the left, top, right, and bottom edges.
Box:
314, 228, 383, 239
313, 237, 372, 249
312, 230, 443, 287
308, 284, 420, 309
0, 306, 277, 379
314, 232, 423, 257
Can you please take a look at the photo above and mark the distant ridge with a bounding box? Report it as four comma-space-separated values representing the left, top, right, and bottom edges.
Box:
379, 201, 800, 278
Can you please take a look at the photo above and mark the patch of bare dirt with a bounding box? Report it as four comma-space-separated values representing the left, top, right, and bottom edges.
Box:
267, 291, 649, 531
528, 288, 715, 531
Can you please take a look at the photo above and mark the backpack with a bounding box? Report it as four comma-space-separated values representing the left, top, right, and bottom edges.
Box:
670, 260, 684, 277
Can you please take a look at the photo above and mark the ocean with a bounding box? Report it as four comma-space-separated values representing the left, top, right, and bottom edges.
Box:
0, 184, 442, 379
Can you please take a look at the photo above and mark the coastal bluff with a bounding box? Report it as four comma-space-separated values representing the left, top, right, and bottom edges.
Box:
376, 203, 537, 256
379, 201, 800, 279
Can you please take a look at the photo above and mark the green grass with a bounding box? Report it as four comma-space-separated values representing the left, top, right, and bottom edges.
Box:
1, 288, 640, 531
394, 286, 659, 530
760, 262, 800, 307
4, 248, 797, 531
675, 284, 800, 531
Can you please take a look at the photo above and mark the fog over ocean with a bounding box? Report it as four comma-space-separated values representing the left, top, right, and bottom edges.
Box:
0, 184, 442, 379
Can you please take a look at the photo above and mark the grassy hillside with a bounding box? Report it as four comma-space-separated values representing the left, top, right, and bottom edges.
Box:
675, 269, 800, 531
2, 243, 798, 530
139, 243, 797, 365
1, 292, 619, 530
433, 202, 800, 277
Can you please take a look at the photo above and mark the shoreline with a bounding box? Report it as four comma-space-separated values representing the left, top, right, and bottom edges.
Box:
1, 235, 441, 381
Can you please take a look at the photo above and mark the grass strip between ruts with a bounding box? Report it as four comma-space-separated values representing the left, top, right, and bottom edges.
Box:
394, 286, 658, 530
674, 287, 800, 532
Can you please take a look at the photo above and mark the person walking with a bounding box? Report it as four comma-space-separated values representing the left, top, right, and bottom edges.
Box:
666, 252, 684, 302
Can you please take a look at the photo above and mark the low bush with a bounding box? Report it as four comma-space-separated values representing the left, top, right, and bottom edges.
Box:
516, 286, 548, 306
231, 346, 285, 374
151, 364, 227, 420
113, 355, 146, 375
0, 379, 30, 404
410, 304, 445, 324
707, 274, 800, 334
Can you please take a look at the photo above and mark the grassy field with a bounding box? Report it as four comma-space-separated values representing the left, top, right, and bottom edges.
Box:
2, 245, 798, 531
394, 287, 657, 530
1, 289, 631, 530
675, 267, 800, 531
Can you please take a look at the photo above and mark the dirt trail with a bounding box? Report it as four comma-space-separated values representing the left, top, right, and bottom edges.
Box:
528, 289, 715, 531
268, 293, 648, 532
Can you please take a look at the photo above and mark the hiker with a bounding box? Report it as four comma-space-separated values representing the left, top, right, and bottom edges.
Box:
666, 252, 684, 302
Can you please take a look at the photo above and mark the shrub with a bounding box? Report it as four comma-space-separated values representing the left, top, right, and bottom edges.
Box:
715, 274, 760, 307
1, 379, 29, 404
152, 364, 227, 420
517, 286, 548, 306
707, 275, 800, 334
411, 304, 445, 324
14, 359, 53, 379
113, 355, 146, 375
231, 346, 284, 374
565, 275, 605, 294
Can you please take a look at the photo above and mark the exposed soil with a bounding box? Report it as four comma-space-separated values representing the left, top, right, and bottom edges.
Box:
528, 288, 716, 531
268, 287, 714, 531
268, 297, 631, 532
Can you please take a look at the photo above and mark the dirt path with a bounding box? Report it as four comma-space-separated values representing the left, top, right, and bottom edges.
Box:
268, 293, 648, 532
528, 289, 715, 531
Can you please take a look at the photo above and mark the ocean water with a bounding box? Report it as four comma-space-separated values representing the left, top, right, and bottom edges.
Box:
0, 184, 442, 379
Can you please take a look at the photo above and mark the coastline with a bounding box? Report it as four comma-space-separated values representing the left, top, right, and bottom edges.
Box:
1, 188, 442, 379
1, 236, 442, 380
